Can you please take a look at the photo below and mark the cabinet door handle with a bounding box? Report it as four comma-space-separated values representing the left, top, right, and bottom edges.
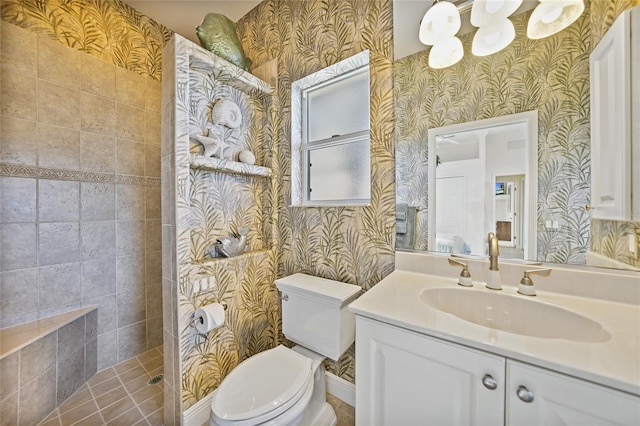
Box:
482, 374, 497, 390
517, 386, 534, 403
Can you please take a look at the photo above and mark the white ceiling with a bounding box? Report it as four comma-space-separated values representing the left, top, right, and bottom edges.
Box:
123, 0, 434, 60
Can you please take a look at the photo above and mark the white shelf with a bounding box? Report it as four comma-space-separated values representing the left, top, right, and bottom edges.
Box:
189, 154, 272, 178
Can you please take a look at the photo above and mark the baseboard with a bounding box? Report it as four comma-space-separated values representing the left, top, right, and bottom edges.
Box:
325, 372, 355, 407
183, 391, 215, 426
182, 372, 355, 426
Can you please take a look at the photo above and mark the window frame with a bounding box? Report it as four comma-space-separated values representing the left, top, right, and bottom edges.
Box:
290, 50, 371, 207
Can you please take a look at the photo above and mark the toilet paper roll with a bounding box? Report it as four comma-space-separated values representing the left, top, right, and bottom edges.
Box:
193, 303, 225, 334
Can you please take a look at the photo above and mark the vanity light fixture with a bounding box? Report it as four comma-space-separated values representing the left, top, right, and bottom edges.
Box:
470, 0, 523, 56
527, 0, 585, 39
419, 1, 464, 68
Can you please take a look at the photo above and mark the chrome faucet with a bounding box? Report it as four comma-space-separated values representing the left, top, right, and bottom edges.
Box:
486, 232, 502, 290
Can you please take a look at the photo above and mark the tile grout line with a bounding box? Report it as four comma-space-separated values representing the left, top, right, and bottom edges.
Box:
85, 377, 108, 426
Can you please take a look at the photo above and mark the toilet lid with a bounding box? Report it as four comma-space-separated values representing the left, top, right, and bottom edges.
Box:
212, 345, 313, 422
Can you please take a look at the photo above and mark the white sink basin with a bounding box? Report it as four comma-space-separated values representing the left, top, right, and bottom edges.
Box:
421, 288, 611, 342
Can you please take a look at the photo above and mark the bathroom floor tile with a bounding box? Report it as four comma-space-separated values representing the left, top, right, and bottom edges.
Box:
38, 345, 164, 426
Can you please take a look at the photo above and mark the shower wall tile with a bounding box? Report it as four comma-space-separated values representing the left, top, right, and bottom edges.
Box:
19, 332, 56, 386
1, 20, 162, 377
81, 257, 117, 300
80, 132, 116, 174
37, 123, 81, 170
116, 139, 146, 176
37, 36, 82, 88
146, 220, 162, 253
80, 182, 115, 221
80, 92, 116, 136
38, 180, 80, 222
0, 177, 37, 223
116, 184, 145, 220
38, 222, 80, 266
80, 220, 116, 259
37, 80, 82, 129
0, 116, 37, 165
0, 223, 37, 271
116, 254, 146, 293
38, 263, 81, 309
81, 54, 116, 99
0, 351, 19, 400
57, 346, 85, 404
0, 268, 38, 320
0, 269, 38, 319
117, 104, 146, 142
58, 316, 85, 360
1, 20, 36, 76
116, 67, 147, 109
0, 392, 18, 426
18, 365, 56, 426
1, 70, 37, 121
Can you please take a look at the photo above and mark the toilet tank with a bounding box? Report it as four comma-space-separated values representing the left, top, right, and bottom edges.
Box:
275, 273, 361, 361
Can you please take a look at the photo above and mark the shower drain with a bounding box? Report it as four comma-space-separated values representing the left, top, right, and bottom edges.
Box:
148, 374, 164, 385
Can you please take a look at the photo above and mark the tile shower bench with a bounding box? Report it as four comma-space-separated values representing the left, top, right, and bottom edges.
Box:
0, 306, 98, 425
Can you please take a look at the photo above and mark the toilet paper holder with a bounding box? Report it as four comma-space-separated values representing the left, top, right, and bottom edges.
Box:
189, 302, 228, 329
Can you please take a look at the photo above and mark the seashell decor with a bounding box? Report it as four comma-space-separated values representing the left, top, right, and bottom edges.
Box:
238, 150, 256, 165
210, 98, 242, 128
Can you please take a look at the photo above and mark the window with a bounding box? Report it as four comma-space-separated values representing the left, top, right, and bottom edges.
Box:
291, 51, 371, 206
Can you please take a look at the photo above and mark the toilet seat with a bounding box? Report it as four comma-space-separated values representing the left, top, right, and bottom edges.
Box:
211, 345, 313, 425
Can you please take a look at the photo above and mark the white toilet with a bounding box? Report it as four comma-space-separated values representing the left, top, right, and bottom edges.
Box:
210, 273, 361, 426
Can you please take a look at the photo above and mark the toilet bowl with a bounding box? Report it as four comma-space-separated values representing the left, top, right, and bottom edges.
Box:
209, 273, 361, 426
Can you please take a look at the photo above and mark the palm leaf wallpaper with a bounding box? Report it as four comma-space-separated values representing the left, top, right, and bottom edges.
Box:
237, 0, 396, 383
0, 0, 172, 80
395, 0, 639, 266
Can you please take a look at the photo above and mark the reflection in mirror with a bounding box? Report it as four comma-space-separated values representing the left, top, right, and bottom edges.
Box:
394, 1, 640, 270
427, 112, 537, 260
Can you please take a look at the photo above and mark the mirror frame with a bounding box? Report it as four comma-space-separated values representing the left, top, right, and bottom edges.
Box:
427, 110, 539, 260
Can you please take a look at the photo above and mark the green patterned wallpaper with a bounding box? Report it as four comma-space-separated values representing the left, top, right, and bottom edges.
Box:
0, 0, 172, 80
395, 0, 640, 267
237, 0, 395, 383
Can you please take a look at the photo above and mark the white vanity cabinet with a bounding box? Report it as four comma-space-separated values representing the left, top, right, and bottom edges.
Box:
506, 361, 640, 425
355, 316, 505, 426
589, 6, 639, 221
355, 316, 640, 426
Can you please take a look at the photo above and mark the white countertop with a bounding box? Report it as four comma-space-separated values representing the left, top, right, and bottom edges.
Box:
349, 269, 640, 396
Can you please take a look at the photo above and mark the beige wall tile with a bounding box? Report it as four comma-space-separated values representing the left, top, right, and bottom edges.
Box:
145, 108, 161, 145
1, 70, 37, 121
80, 182, 115, 221
57, 346, 85, 404
80, 132, 116, 173
38, 80, 82, 129
38, 222, 80, 266
38, 263, 81, 310
80, 92, 116, 136
116, 220, 145, 256
0, 269, 38, 323
116, 184, 145, 220
145, 78, 162, 112
18, 366, 57, 426
80, 222, 116, 260
146, 219, 161, 253
117, 320, 147, 362
81, 257, 117, 300
144, 143, 160, 177
116, 254, 145, 294
0, 117, 37, 165
19, 332, 56, 386
38, 180, 80, 222
81, 54, 115, 99
0, 223, 37, 271
0, 351, 19, 400
145, 187, 161, 220
37, 35, 81, 88
116, 67, 146, 109
116, 139, 145, 176
0, 391, 18, 426
116, 104, 145, 142
0, 176, 37, 223
37, 123, 80, 170
1, 21, 36, 76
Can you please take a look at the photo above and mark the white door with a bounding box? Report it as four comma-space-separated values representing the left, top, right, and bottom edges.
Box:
356, 317, 505, 426
506, 361, 640, 425
436, 176, 466, 237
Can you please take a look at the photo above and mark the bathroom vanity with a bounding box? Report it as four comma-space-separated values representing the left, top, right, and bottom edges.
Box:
349, 251, 640, 425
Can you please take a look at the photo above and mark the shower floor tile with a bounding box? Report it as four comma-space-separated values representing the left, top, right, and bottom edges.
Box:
39, 346, 164, 426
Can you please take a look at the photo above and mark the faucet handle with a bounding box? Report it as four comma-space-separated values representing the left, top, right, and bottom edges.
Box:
518, 268, 552, 296
448, 257, 473, 287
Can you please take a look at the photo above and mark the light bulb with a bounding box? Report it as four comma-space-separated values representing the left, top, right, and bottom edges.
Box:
419, 1, 462, 46
429, 36, 464, 68
527, 0, 585, 39
472, 18, 515, 56
471, 0, 523, 27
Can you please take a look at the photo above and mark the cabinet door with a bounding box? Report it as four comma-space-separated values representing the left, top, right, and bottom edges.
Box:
589, 10, 631, 221
355, 317, 505, 426
507, 361, 640, 425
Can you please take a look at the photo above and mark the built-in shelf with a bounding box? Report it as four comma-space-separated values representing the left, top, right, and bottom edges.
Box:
189, 154, 272, 178
191, 249, 271, 266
